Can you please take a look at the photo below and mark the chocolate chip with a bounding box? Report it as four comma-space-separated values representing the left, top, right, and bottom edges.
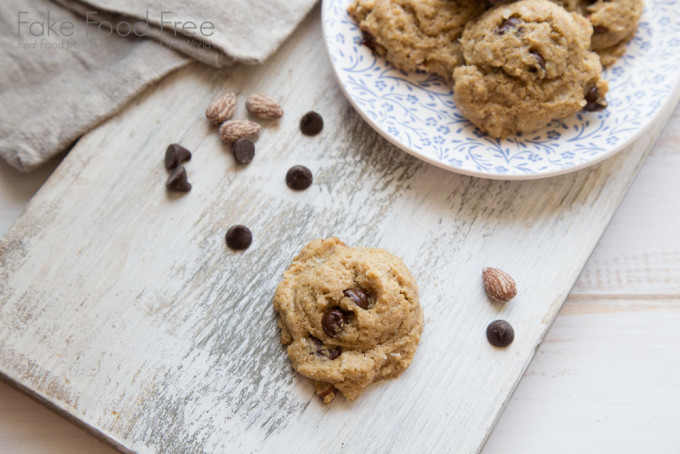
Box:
585, 86, 599, 103
317, 383, 337, 403
486, 320, 515, 347
310, 336, 342, 359
166, 166, 192, 192
343, 288, 370, 310
593, 25, 609, 34
530, 51, 546, 71
232, 138, 255, 164
286, 165, 313, 190
497, 17, 521, 35
164, 143, 192, 169
322, 308, 348, 337
361, 28, 377, 52
300, 111, 324, 136
584, 101, 607, 112
225, 225, 252, 250
584, 86, 607, 112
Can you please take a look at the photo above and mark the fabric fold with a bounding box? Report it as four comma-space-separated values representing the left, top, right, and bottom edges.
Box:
0, 0, 318, 171
56, 0, 318, 67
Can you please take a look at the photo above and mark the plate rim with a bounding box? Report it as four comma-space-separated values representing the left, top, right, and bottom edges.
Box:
321, 0, 680, 180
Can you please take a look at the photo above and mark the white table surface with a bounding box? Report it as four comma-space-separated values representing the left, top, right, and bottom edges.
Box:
1, 102, 679, 453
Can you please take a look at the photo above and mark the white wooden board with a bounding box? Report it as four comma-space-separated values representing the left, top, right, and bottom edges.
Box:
1, 9, 680, 454
2, 104, 680, 454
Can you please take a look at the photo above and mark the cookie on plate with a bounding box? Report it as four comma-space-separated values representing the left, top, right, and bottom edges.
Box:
558, 0, 643, 66
348, 0, 486, 80
273, 237, 423, 403
453, 0, 609, 138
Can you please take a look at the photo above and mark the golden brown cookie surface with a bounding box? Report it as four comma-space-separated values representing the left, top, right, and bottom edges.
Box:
273, 237, 423, 402
348, 0, 486, 80
453, 0, 609, 138
558, 0, 643, 65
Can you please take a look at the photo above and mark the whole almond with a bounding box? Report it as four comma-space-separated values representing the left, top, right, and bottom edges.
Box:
219, 120, 260, 143
206, 92, 237, 126
482, 268, 517, 303
246, 93, 283, 120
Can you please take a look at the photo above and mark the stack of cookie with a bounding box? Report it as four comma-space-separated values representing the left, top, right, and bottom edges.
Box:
349, 0, 643, 138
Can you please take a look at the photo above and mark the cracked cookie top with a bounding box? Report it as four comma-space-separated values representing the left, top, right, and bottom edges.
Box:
273, 237, 423, 402
558, 0, 643, 66
348, 0, 486, 79
453, 0, 609, 138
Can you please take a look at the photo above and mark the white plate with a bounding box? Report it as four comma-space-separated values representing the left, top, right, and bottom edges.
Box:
322, 0, 680, 179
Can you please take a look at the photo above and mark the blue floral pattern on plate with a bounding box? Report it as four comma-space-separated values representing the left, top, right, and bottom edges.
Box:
322, 0, 680, 179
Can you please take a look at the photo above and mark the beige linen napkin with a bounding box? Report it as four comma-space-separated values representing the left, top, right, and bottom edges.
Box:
54, 0, 319, 67
0, 0, 317, 171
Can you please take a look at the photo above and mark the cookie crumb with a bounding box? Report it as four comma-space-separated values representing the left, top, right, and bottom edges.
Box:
315, 382, 337, 404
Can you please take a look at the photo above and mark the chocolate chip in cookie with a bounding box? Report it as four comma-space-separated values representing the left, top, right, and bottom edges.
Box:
309, 336, 342, 360
584, 86, 607, 112
343, 288, 370, 310
315, 382, 337, 404
529, 50, 546, 72
497, 16, 522, 35
322, 308, 349, 337
360, 28, 377, 52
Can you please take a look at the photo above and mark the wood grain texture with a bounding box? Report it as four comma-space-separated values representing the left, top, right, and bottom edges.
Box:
1, 8, 680, 454
2, 105, 679, 454
0, 380, 117, 454
485, 299, 680, 454
0, 157, 61, 235
484, 106, 680, 453
571, 106, 680, 297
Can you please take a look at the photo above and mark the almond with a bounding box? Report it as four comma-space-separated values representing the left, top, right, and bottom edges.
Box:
206, 92, 237, 126
219, 120, 260, 143
246, 93, 283, 120
482, 268, 517, 303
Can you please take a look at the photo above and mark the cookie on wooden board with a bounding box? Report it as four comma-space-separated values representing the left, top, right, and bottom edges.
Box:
273, 237, 423, 402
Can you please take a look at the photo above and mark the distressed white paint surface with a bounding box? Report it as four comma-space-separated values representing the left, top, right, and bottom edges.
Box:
1, 9, 680, 454
484, 107, 680, 453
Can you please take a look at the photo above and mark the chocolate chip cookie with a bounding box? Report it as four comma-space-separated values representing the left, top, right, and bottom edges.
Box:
558, 0, 643, 66
453, 0, 609, 138
273, 237, 423, 403
348, 0, 486, 80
